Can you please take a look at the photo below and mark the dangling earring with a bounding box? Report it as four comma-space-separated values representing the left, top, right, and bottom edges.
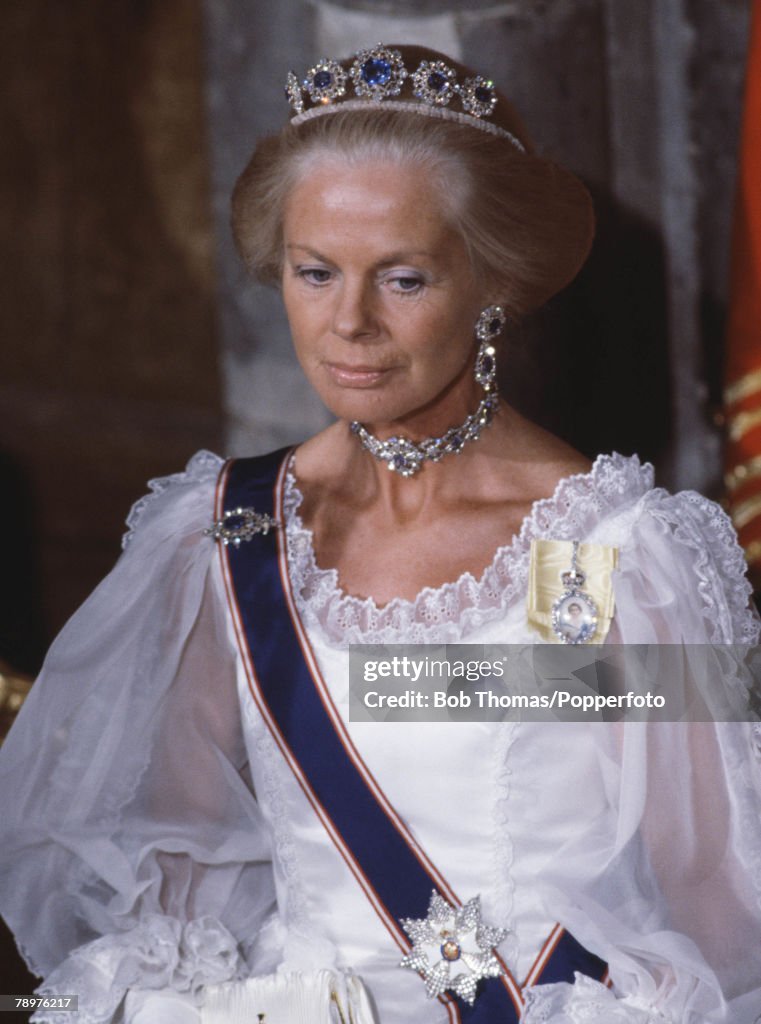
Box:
349, 304, 504, 477
474, 304, 505, 390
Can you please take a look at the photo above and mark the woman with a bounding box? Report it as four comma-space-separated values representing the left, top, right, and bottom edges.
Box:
2, 44, 760, 1024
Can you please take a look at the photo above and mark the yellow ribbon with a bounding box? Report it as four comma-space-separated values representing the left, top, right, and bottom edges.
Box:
527, 539, 618, 643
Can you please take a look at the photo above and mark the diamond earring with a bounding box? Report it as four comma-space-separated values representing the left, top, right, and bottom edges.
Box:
474, 305, 505, 389
348, 304, 504, 476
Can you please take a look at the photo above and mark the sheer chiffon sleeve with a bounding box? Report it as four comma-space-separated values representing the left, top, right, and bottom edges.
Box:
524, 488, 761, 1023
609, 486, 760, 645
0, 453, 277, 1024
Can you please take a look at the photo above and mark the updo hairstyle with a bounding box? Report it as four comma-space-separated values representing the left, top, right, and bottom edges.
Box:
231, 46, 594, 318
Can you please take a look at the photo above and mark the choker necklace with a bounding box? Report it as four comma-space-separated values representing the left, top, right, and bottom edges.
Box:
349, 305, 504, 477
350, 392, 499, 478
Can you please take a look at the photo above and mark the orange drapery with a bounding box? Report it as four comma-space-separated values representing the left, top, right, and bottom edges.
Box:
724, 0, 761, 575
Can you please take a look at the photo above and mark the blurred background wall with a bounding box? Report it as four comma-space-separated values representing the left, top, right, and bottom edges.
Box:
0, 4, 222, 1004
0, 0, 754, 1006
204, 0, 750, 495
0, 2, 222, 675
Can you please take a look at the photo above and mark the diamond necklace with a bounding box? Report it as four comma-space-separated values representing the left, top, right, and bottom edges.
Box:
349, 304, 503, 477
349, 391, 499, 478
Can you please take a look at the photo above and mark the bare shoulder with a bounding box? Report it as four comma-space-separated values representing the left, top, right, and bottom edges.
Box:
290, 412, 591, 525
290, 423, 349, 485
496, 410, 591, 504
288, 423, 374, 521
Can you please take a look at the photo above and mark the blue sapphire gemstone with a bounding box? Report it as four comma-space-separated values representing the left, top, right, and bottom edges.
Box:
313, 70, 333, 90
475, 85, 493, 104
481, 355, 494, 376
362, 58, 392, 86
450, 434, 464, 450
393, 454, 408, 471
489, 318, 502, 334
427, 71, 447, 93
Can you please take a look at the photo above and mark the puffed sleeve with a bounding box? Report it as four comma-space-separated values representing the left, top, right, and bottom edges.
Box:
608, 486, 759, 645
0, 452, 278, 1024
525, 487, 761, 1023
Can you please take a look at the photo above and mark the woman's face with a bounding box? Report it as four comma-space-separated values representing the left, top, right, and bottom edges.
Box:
281, 158, 488, 431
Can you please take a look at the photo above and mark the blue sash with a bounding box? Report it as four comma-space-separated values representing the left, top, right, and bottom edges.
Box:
217, 449, 609, 1021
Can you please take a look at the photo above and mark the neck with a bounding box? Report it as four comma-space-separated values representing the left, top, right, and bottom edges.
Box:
351, 360, 497, 477
340, 400, 511, 522
352, 391, 497, 477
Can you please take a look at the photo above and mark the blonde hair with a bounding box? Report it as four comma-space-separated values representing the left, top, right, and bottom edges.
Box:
231, 49, 594, 318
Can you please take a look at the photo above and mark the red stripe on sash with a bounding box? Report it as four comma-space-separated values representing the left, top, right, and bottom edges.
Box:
215, 451, 609, 1018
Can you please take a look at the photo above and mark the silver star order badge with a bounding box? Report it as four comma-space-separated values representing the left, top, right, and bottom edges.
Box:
399, 891, 508, 1006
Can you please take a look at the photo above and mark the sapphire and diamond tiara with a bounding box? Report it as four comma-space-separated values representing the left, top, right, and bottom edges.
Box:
411, 59, 457, 106
349, 44, 408, 100
284, 44, 524, 150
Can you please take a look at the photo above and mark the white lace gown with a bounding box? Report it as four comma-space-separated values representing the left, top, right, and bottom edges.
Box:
1, 451, 760, 1024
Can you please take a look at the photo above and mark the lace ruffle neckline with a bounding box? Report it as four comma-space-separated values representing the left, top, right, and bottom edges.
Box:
284, 453, 654, 648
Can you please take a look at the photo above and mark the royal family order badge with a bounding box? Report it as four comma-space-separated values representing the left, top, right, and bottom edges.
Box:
551, 541, 599, 645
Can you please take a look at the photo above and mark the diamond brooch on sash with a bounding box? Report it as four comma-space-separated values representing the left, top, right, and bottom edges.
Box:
205, 507, 280, 547
551, 540, 598, 644
400, 891, 507, 1005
